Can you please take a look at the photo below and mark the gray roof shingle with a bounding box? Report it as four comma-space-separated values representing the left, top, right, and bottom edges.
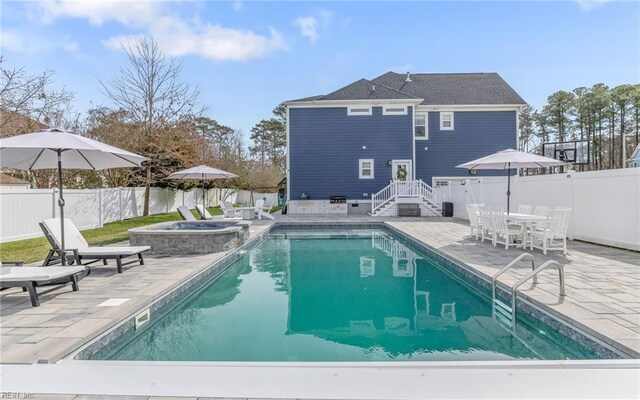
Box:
286, 72, 526, 105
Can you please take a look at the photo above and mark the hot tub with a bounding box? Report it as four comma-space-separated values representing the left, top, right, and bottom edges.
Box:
128, 220, 249, 255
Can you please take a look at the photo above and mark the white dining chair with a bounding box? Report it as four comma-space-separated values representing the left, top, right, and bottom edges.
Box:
517, 204, 532, 214
530, 208, 571, 255
489, 207, 525, 249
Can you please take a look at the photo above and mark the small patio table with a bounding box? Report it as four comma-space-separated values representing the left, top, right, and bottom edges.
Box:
505, 213, 547, 248
235, 207, 255, 220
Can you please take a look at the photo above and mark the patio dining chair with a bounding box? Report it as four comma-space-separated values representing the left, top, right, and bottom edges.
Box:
488, 207, 525, 249
466, 204, 482, 240
477, 206, 494, 243
530, 208, 571, 255
517, 204, 532, 214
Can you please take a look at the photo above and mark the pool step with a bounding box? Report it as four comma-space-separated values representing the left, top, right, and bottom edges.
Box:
492, 299, 513, 328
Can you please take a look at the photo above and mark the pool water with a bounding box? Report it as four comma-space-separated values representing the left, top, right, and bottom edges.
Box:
94, 228, 600, 361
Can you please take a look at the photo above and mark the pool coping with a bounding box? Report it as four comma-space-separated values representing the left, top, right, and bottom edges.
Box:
66, 220, 637, 363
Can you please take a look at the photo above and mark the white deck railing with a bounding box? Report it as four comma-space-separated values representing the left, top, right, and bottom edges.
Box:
371, 180, 444, 215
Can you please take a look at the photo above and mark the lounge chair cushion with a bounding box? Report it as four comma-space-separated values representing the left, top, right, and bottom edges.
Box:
42, 218, 89, 250
0, 266, 86, 283
77, 246, 150, 257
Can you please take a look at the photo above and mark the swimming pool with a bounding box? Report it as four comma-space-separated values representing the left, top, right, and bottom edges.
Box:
92, 227, 603, 361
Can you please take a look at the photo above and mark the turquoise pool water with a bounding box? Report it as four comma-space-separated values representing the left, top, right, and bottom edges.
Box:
93, 228, 600, 361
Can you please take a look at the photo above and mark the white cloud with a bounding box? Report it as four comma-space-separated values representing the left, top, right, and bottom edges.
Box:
575, 0, 613, 12
0, 28, 80, 56
37, 0, 160, 27
35, 0, 288, 62
294, 16, 318, 43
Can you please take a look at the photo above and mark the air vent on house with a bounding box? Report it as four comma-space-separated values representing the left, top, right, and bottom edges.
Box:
406, 72, 412, 82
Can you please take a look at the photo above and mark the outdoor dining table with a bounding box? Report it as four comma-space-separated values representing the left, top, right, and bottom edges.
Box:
505, 213, 547, 248
235, 207, 255, 220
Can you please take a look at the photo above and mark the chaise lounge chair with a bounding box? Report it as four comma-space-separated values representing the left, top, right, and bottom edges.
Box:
177, 205, 197, 221
195, 204, 214, 220
0, 265, 88, 307
41, 218, 149, 273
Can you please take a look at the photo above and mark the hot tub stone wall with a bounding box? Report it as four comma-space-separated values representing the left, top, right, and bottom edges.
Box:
129, 223, 249, 255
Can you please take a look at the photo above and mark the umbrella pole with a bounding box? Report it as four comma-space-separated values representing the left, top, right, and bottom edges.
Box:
506, 162, 511, 215
202, 178, 206, 220
56, 149, 66, 266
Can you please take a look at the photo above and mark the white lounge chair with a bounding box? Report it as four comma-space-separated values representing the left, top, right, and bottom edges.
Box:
254, 199, 275, 220
41, 218, 149, 274
218, 201, 241, 218
177, 205, 197, 221
530, 208, 571, 255
0, 265, 87, 307
195, 204, 213, 220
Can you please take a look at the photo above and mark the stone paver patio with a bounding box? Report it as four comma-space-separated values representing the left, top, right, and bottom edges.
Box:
0, 222, 273, 364
1, 215, 638, 365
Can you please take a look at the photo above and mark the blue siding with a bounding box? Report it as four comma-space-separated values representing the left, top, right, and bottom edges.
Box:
415, 111, 517, 185
289, 106, 413, 200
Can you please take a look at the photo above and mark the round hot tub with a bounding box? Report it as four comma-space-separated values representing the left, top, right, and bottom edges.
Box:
128, 220, 249, 255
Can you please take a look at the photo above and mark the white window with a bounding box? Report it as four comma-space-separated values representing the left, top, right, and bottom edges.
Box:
348, 106, 372, 116
359, 159, 374, 179
382, 106, 407, 116
415, 112, 428, 139
440, 112, 454, 130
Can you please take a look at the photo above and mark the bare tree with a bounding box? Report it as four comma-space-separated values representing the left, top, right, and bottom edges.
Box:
0, 57, 74, 136
99, 37, 202, 215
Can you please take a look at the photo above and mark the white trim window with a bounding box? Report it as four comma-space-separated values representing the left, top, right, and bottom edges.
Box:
348, 106, 372, 116
382, 105, 407, 116
440, 112, 454, 130
415, 112, 428, 139
359, 159, 374, 179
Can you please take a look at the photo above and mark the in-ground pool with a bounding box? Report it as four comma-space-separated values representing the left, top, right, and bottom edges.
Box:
94, 227, 603, 361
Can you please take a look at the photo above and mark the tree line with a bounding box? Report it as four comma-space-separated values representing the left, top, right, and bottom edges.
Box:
0, 38, 286, 215
519, 84, 640, 170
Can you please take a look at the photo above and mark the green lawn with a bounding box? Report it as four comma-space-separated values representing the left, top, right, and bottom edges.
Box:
1, 207, 220, 264
0, 205, 281, 264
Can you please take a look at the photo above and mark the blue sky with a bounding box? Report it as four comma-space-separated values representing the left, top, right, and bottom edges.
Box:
1, 1, 638, 136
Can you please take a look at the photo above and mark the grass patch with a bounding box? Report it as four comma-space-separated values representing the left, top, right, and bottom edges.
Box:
0, 207, 224, 264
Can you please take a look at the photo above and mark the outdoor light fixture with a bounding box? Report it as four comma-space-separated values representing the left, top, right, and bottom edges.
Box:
469, 169, 477, 175
387, 160, 392, 166
362, 145, 366, 149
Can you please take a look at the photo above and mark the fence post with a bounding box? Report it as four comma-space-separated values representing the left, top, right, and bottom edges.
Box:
119, 187, 124, 221
99, 188, 104, 227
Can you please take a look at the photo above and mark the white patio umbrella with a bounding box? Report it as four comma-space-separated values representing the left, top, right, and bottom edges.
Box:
456, 148, 565, 214
0, 128, 147, 264
167, 164, 238, 218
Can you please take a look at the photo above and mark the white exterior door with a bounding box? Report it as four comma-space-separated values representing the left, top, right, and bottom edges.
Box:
392, 160, 412, 181
392, 160, 413, 196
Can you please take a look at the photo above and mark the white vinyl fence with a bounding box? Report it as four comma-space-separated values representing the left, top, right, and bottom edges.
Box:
0, 187, 277, 243
438, 168, 640, 251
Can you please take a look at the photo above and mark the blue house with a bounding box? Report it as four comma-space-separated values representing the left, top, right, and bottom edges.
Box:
284, 72, 526, 216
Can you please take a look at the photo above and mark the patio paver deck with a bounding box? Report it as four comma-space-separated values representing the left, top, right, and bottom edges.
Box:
0, 222, 273, 364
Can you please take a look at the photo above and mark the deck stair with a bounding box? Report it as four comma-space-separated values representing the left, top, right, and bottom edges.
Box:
491, 253, 566, 330
369, 180, 444, 217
